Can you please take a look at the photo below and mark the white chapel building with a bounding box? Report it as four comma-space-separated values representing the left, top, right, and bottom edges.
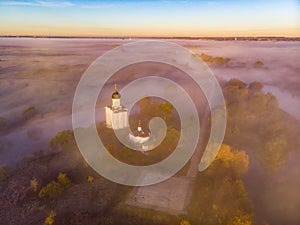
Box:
105, 84, 128, 129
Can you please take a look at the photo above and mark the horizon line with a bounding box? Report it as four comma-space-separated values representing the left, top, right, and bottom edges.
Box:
1, 35, 300, 39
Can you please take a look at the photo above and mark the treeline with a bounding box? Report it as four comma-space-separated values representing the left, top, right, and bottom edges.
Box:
189, 144, 253, 225
223, 78, 299, 171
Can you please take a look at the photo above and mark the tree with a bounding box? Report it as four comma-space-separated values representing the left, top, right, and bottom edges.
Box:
224, 79, 248, 104
265, 92, 279, 111
198, 53, 230, 65
180, 219, 191, 225
49, 130, 74, 151
227, 215, 252, 225
213, 144, 249, 176
254, 60, 264, 67
39, 181, 64, 199
22, 106, 37, 120
87, 175, 94, 183
30, 178, 39, 192
189, 144, 253, 225
39, 172, 71, 199
44, 210, 56, 225
223, 78, 291, 171
249, 82, 263, 93
248, 92, 267, 114
225, 79, 247, 90
57, 172, 71, 188
199, 53, 213, 63
159, 103, 173, 121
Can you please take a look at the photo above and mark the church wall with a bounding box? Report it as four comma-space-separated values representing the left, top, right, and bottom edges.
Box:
105, 107, 112, 128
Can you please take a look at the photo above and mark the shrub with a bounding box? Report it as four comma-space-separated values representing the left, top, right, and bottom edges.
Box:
44, 210, 56, 225
39, 172, 71, 199
227, 215, 252, 225
180, 219, 191, 225
30, 178, 39, 192
57, 172, 71, 188
39, 181, 64, 199
199, 53, 231, 65
254, 60, 264, 67
23, 106, 37, 120
87, 175, 94, 183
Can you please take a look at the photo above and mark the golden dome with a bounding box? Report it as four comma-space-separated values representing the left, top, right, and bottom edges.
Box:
112, 84, 121, 99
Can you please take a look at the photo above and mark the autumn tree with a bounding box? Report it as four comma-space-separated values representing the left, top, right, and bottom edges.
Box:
223, 78, 292, 171
248, 92, 267, 114
180, 219, 191, 225
49, 130, 74, 151
228, 215, 252, 225
213, 144, 249, 176
254, 60, 264, 67
30, 178, 39, 192
159, 102, 173, 121
39, 172, 71, 199
188, 144, 253, 225
57, 172, 71, 188
249, 81, 263, 93
44, 210, 56, 225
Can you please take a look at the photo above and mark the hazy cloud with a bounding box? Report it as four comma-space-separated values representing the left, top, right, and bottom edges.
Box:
0, 0, 74, 7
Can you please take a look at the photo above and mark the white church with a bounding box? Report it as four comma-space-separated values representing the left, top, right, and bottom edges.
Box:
105, 84, 128, 130
105, 84, 151, 149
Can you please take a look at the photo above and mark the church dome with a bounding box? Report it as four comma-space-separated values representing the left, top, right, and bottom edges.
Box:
112, 91, 120, 99
112, 84, 121, 99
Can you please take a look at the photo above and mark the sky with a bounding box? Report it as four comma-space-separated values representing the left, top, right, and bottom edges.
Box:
0, 0, 299, 37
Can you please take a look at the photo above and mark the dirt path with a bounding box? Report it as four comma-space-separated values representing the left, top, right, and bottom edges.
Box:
126, 105, 211, 214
